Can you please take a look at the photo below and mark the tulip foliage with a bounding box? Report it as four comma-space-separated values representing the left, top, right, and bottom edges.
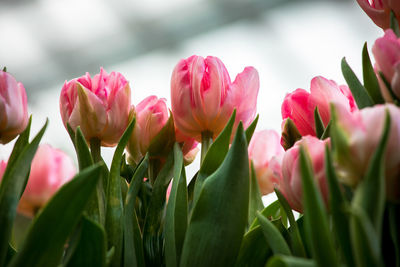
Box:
1, 4, 400, 267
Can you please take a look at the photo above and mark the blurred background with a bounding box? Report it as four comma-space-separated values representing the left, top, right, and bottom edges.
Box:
0, 0, 381, 202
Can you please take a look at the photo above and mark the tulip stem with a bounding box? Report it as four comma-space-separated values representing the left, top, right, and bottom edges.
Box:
200, 131, 213, 165
90, 138, 101, 163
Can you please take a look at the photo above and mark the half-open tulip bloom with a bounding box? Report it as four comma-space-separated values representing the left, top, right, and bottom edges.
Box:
0, 71, 28, 144
127, 95, 199, 165
373, 29, 400, 99
356, 0, 400, 29
333, 103, 400, 202
278, 136, 330, 213
171, 55, 259, 141
248, 130, 284, 195
0, 144, 76, 217
281, 76, 356, 137
60, 68, 131, 147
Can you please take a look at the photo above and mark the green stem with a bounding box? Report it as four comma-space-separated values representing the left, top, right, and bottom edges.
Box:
90, 138, 101, 163
200, 131, 213, 165
148, 158, 161, 185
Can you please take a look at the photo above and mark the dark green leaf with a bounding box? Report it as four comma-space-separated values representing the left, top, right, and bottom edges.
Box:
325, 145, 354, 266
5, 244, 16, 266
124, 155, 148, 267
257, 212, 291, 256
143, 151, 174, 266
391, 11, 400, 37
75, 127, 94, 170
320, 120, 331, 140
250, 200, 280, 230
266, 255, 316, 267
7, 116, 32, 169
105, 118, 136, 267
66, 216, 107, 267
299, 147, 338, 267
341, 57, 374, 108
235, 226, 272, 267
281, 118, 302, 150
165, 144, 188, 267
313, 107, 325, 139
8, 163, 102, 267
388, 204, 400, 267
0, 119, 47, 266
248, 163, 264, 226
350, 206, 384, 267
66, 123, 76, 148
275, 188, 306, 257
180, 123, 249, 267
192, 110, 236, 206
362, 43, 385, 104
245, 114, 259, 144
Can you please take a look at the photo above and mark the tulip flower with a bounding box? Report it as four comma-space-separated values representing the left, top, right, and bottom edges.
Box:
127, 95, 199, 165
277, 136, 330, 213
248, 130, 284, 195
356, 0, 400, 29
281, 76, 357, 137
0, 71, 28, 144
0, 144, 76, 217
333, 103, 400, 202
60, 68, 131, 147
373, 29, 400, 99
171, 55, 259, 141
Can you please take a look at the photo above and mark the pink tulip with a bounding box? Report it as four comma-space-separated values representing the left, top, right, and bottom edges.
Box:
60, 68, 131, 147
0, 144, 76, 217
278, 136, 330, 213
248, 130, 284, 195
333, 103, 400, 202
373, 29, 400, 98
171, 55, 259, 141
127, 95, 199, 165
356, 0, 400, 29
281, 76, 357, 137
0, 71, 28, 144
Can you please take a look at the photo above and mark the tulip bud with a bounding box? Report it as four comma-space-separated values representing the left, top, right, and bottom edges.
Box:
332, 103, 400, 202
0, 145, 76, 217
281, 76, 356, 137
248, 130, 284, 195
356, 0, 400, 29
277, 136, 330, 213
373, 30, 400, 99
60, 68, 131, 147
171, 55, 259, 141
127, 95, 199, 165
0, 71, 28, 144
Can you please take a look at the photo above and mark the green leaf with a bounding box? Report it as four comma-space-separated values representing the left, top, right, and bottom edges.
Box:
320, 120, 331, 140
391, 11, 400, 37
350, 206, 384, 267
313, 107, 325, 139
250, 200, 280, 230
275, 189, 306, 257
75, 127, 94, 170
281, 118, 302, 150
245, 114, 259, 144
66, 123, 76, 148
124, 155, 148, 267
324, 145, 354, 267
105, 118, 136, 267
362, 43, 385, 104
165, 144, 188, 267
352, 111, 390, 243
388, 204, 400, 267
143, 151, 174, 266
180, 123, 249, 267
341, 57, 374, 108
0, 119, 47, 267
256, 212, 291, 256
8, 163, 103, 267
378, 72, 400, 103
248, 163, 264, 226
192, 110, 236, 207
266, 255, 316, 267
5, 244, 16, 266
148, 113, 176, 158
299, 147, 338, 267
65, 216, 107, 267
235, 226, 272, 267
